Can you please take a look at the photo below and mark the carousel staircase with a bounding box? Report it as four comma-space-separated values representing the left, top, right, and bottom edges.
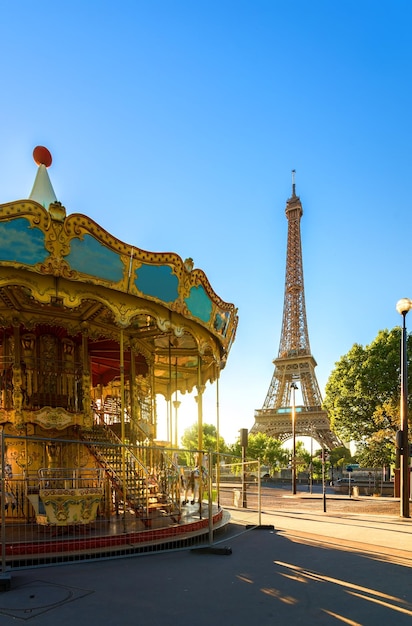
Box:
79, 423, 178, 526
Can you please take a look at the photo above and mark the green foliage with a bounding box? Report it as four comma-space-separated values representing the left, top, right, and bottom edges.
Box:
310, 457, 324, 480
294, 441, 311, 473
324, 327, 411, 445
229, 432, 288, 472
354, 427, 396, 468
310, 446, 353, 480
328, 445, 353, 469
180, 423, 228, 457
311, 449, 327, 480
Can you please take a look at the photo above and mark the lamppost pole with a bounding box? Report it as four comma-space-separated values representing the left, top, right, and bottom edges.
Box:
396, 298, 411, 519
291, 382, 298, 495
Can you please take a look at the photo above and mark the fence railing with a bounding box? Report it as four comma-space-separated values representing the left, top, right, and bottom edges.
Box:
0, 434, 262, 571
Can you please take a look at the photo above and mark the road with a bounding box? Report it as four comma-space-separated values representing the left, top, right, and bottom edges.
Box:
219, 481, 401, 516
0, 484, 411, 626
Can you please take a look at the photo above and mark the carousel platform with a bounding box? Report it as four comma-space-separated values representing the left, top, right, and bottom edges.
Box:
1, 502, 230, 568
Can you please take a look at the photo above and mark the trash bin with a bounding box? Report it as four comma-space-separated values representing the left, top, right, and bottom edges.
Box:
233, 489, 240, 507
352, 486, 359, 497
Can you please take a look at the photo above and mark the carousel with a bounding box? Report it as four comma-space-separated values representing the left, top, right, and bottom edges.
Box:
0, 147, 237, 563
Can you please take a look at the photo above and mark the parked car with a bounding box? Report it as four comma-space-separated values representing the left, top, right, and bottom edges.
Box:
333, 477, 358, 493
335, 477, 356, 485
248, 466, 271, 481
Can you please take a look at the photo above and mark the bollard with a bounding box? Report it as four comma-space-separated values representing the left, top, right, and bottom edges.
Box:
233, 489, 240, 507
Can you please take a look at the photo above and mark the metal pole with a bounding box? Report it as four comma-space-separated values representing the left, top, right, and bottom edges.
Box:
216, 372, 220, 507
120, 329, 126, 529
291, 383, 297, 495
174, 358, 178, 447
1, 428, 6, 574
241, 443, 247, 508
258, 458, 262, 526
167, 338, 172, 443
309, 425, 313, 494
322, 446, 326, 512
196, 357, 203, 518
400, 311, 410, 518
239, 428, 248, 508
208, 452, 213, 545
0, 427, 10, 590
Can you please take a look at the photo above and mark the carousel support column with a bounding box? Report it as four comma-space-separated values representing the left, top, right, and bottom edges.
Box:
173, 399, 180, 449
120, 329, 127, 529
81, 324, 92, 428
196, 356, 205, 517
207, 451, 213, 545
1, 331, 7, 409
0, 427, 11, 590
12, 322, 23, 428
145, 357, 156, 473
150, 359, 157, 441
129, 343, 137, 442
99, 384, 104, 424
173, 357, 179, 447
215, 366, 221, 506
167, 336, 172, 444
166, 393, 171, 444
21, 334, 35, 408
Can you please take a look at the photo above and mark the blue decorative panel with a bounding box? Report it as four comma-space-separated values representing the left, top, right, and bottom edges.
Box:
135, 264, 179, 302
67, 234, 124, 282
185, 285, 212, 323
214, 311, 230, 337
0, 218, 47, 264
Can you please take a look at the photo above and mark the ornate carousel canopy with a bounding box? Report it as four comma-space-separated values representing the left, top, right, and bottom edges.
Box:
0, 148, 238, 398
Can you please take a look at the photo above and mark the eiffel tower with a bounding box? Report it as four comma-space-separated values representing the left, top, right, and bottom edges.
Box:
251, 173, 341, 450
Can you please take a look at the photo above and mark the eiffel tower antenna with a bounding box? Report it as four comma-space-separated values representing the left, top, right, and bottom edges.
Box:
251, 174, 341, 449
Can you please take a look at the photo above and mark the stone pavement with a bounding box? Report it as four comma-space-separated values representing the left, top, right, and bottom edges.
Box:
231, 495, 412, 564
0, 495, 411, 625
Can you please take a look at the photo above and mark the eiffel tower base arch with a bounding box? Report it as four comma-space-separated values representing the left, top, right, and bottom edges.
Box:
252, 406, 341, 450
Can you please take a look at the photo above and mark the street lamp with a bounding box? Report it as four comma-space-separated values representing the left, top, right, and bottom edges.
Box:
396, 297, 412, 518
291, 382, 298, 495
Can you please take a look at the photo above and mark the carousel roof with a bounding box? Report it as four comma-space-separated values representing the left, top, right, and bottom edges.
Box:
0, 148, 238, 396
29, 146, 57, 208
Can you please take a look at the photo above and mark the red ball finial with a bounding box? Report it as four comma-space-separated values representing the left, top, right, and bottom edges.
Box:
33, 146, 52, 168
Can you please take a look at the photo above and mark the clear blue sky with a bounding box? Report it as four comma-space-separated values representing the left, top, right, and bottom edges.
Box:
1, 1, 411, 443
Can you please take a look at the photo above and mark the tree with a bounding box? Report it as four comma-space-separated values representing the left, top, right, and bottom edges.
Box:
310, 446, 353, 481
180, 423, 227, 458
294, 440, 311, 474
354, 401, 398, 468
356, 436, 394, 469
328, 445, 353, 471
229, 432, 288, 473
323, 328, 411, 446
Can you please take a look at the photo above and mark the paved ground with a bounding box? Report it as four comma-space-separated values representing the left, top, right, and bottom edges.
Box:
219, 483, 401, 516
0, 490, 411, 626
